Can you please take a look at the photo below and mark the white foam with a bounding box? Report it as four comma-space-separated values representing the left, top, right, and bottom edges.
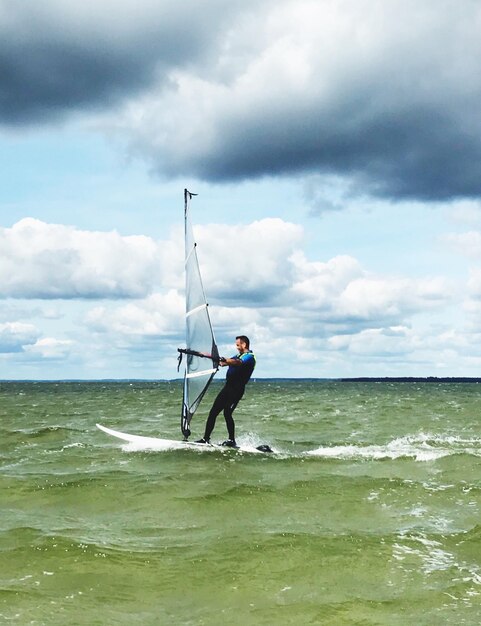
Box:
304, 432, 481, 462
392, 540, 456, 574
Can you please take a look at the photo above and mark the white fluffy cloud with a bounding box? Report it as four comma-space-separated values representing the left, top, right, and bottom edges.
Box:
23, 337, 73, 359
467, 268, 481, 298
0, 321, 39, 353
194, 218, 303, 303
85, 291, 183, 339
0, 218, 160, 298
461, 267, 481, 333
68, 216, 454, 376
445, 231, 481, 259
328, 327, 414, 356
289, 253, 449, 329
443, 223, 481, 335
0, 215, 464, 375
0, 217, 303, 302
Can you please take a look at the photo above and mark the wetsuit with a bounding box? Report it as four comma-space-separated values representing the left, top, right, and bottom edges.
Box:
203, 351, 256, 442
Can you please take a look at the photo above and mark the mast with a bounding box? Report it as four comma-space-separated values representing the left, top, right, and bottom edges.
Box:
178, 190, 219, 439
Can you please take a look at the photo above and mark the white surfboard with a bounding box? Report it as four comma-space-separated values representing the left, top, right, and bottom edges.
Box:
96, 423, 275, 454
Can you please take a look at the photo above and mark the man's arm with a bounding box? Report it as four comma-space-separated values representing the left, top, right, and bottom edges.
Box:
219, 353, 253, 367
219, 356, 241, 367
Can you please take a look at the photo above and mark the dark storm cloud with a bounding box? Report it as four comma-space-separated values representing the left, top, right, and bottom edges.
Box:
0, 0, 250, 123
3, 0, 481, 203
117, 0, 481, 203
194, 105, 481, 202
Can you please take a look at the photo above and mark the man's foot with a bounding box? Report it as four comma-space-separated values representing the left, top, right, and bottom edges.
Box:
221, 439, 239, 448
195, 438, 209, 444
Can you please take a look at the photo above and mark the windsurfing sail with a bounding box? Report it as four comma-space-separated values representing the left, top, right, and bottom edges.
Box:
178, 190, 219, 439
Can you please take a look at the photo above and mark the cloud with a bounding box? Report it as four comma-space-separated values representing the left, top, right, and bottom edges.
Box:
0, 214, 458, 374
0, 302, 61, 322
448, 201, 481, 226
0, 217, 301, 303
0, 216, 451, 344
467, 268, 481, 299
0, 0, 253, 124
328, 326, 414, 357
84, 291, 183, 340
0, 218, 160, 299
0, 322, 39, 353
112, 0, 481, 201
445, 231, 481, 260
23, 337, 73, 359
77, 216, 452, 368
289, 252, 450, 330
194, 218, 303, 304
2, 1, 481, 201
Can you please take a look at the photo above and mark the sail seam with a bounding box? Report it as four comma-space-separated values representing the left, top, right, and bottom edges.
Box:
185, 245, 196, 265
186, 369, 217, 379
186, 303, 207, 317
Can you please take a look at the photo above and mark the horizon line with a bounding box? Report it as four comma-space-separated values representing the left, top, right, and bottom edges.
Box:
1, 376, 481, 383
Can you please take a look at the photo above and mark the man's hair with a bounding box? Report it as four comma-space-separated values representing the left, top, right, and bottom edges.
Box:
236, 335, 250, 349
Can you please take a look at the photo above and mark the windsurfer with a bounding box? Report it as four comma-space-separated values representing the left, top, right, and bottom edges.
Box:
196, 335, 256, 447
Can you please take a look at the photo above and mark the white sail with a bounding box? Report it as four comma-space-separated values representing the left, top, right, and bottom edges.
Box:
178, 190, 219, 438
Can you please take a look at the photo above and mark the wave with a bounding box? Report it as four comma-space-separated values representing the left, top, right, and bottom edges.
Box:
8, 425, 81, 438
391, 527, 481, 598
304, 432, 481, 462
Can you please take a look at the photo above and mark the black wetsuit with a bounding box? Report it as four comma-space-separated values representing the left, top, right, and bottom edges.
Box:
203, 351, 256, 441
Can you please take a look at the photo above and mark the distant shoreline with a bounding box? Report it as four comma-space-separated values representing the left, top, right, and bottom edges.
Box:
339, 377, 481, 383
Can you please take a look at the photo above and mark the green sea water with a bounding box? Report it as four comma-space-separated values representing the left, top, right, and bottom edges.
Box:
1, 380, 481, 625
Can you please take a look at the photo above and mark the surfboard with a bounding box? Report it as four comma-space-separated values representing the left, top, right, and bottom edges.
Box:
96, 423, 274, 454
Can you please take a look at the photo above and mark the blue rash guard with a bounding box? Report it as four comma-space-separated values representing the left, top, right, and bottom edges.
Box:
225, 351, 256, 388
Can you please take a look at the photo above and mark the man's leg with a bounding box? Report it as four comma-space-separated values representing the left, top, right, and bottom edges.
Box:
223, 391, 243, 442
203, 387, 229, 441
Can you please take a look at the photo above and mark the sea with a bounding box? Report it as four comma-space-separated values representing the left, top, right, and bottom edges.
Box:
1, 379, 481, 625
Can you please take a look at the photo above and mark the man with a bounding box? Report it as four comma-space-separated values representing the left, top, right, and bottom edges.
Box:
196, 335, 256, 448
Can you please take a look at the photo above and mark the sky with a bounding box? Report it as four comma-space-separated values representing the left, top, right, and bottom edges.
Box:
2, 0, 481, 379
